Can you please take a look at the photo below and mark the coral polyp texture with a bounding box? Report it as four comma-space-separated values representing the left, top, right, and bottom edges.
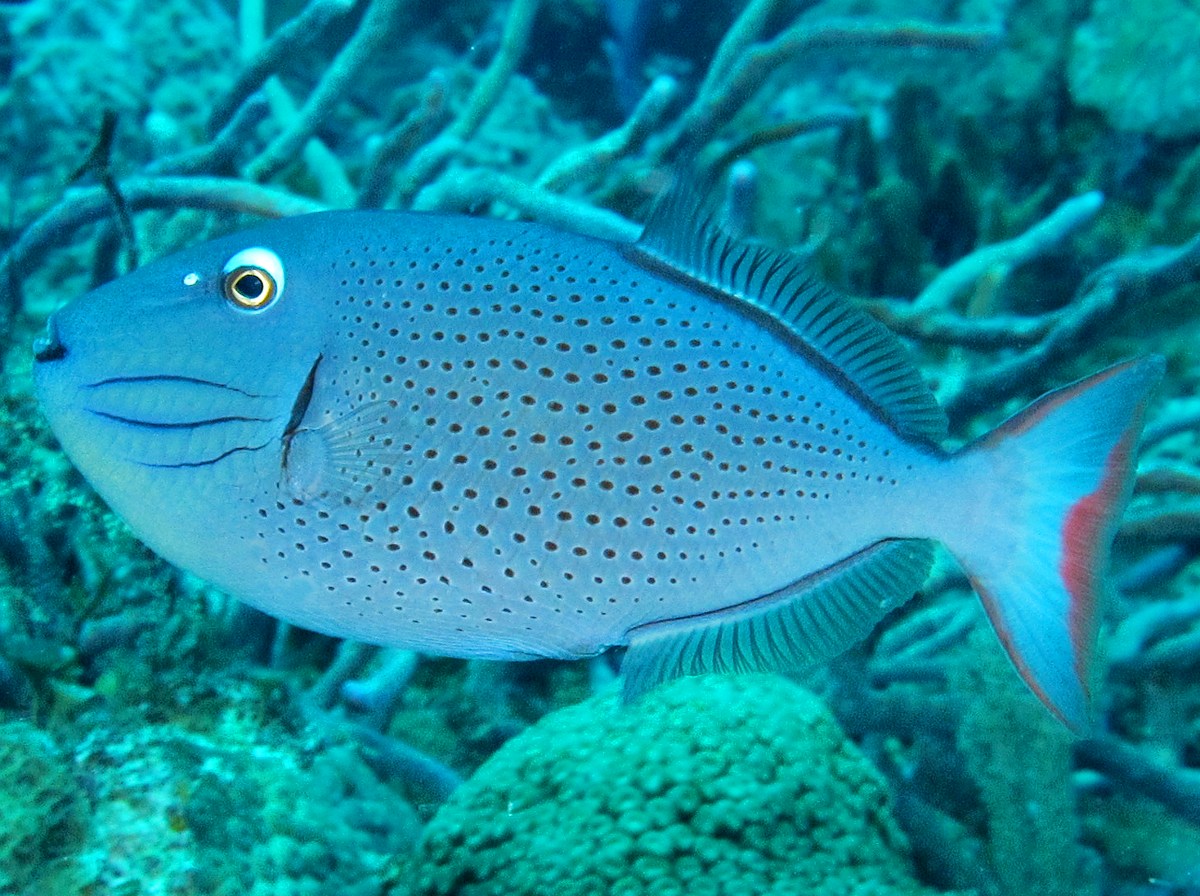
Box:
404, 674, 935, 896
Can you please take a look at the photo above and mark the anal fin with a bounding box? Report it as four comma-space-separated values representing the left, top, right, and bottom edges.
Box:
621, 539, 936, 701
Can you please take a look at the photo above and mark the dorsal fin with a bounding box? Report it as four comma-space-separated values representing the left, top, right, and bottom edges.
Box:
627, 183, 947, 443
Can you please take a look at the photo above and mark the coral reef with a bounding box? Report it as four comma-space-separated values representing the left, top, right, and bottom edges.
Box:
403, 674, 938, 896
953, 630, 1094, 896
0, 0, 237, 187
0, 721, 89, 893
78, 723, 419, 896
0, 709, 421, 895
0, 0, 1197, 892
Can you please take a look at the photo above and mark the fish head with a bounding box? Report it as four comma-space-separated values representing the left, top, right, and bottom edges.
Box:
33, 215, 337, 589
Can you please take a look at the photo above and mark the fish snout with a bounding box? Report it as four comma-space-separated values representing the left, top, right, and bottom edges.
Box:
33, 315, 67, 363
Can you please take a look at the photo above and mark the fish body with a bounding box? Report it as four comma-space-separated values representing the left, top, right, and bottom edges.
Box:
34, 194, 1161, 728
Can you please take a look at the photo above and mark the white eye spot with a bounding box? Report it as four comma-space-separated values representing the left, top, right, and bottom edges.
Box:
183, 272, 200, 287
222, 246, 285, 311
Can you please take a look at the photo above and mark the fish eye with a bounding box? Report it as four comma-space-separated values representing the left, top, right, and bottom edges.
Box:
222, 247, 284, 311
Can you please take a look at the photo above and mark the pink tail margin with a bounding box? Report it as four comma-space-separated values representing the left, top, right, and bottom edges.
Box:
943, 357, 1164, 731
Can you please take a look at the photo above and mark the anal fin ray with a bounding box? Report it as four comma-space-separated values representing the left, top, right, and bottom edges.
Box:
621, 539, 936, 701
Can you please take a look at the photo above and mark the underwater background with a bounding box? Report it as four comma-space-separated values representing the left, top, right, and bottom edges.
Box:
0, 0, 1199, 893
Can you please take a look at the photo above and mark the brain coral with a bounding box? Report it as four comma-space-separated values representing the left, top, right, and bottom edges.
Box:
405, 674, 937, 896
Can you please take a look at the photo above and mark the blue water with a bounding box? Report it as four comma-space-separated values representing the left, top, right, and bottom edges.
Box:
1, 0, 1198, 893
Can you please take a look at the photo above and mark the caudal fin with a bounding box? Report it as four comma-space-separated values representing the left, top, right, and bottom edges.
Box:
943, 357, 1163, 731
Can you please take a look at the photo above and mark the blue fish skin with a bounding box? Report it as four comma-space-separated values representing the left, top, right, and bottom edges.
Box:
34, 205, 1161, 728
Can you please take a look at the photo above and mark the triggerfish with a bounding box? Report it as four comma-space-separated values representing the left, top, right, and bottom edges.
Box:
33, 187, 1161, 730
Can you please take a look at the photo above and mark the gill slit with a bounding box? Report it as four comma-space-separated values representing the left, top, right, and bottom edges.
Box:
281, 354, 322, 472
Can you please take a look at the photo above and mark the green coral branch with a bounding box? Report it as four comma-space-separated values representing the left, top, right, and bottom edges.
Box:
391, 0, 543, 205
913, 190, 1105, 312
244, 0, 406, 187
236, 0, 357, 205
943, 230, 1200, 420
1, 177, 326, 321
535, 74, 679, 193
665, 18, 1002, 156
413, 168, 640, 244
1076, 736, 1200, 827
357, 72, 451, 209
209, 0, 357, 135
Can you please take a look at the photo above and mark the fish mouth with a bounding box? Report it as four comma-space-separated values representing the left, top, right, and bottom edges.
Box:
33, 315, 67, 363
34, 316, 320, 473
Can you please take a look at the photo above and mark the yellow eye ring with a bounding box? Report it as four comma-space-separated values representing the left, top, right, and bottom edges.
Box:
222, 247, 285, 312
224, 265, 277, 309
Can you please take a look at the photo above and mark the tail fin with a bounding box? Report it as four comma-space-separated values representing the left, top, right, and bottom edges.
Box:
943, 357, 1163, 731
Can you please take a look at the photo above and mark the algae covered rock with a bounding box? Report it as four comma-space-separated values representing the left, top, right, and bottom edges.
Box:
1068, 0, 1200, 138
72, 722, 422, 896
0, 0, 237, 189
405, 674, 936, 896
0, 713, 421, 895
0, 721, 90, 893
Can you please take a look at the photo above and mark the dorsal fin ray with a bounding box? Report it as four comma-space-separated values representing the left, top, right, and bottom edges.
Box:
627, 183, 947, 443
